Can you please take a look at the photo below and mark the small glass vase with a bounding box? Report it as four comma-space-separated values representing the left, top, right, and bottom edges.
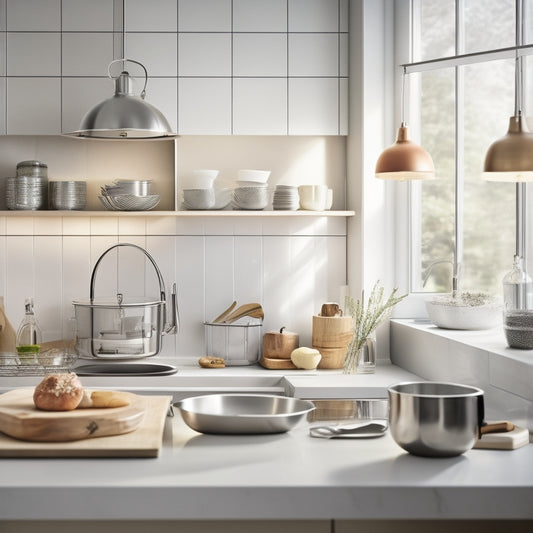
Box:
343, 334, 376, 375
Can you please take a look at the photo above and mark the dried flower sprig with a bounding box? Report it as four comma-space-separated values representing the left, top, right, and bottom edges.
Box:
343, 281, 407, 373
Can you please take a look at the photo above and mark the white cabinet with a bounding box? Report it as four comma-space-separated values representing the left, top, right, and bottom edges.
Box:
0, 0, 349, 136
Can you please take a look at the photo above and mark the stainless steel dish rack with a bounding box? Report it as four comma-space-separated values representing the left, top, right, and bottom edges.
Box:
0, 351, 78, 377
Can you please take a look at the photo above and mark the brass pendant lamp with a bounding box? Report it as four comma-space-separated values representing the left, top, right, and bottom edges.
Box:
375, 68, 435, 180
483, 1, 533, 181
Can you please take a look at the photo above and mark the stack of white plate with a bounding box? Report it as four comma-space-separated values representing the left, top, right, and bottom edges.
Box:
272, 185, 299, 210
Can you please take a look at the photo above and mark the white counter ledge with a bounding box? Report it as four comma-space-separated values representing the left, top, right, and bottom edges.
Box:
0, 411, 532, 522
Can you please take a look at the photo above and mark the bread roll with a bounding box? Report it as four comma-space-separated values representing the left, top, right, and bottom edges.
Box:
33, 373, 83, 411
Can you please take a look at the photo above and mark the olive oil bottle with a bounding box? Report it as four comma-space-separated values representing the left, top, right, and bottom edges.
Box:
16, 298, 42, 363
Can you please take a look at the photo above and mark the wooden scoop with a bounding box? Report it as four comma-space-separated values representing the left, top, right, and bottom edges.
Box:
223, 303, 264, 323
212, 301, 237, 323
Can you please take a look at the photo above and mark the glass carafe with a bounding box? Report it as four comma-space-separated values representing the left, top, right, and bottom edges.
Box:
502, 256, 533, 349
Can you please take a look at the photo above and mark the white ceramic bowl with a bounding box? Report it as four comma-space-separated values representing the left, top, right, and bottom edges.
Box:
183, 188, 215, 210
213, 188, 232, 209
182, 169, 218, 189
233, 186, 269, 210
237, 169, 271, 183
426, 295, 502, 330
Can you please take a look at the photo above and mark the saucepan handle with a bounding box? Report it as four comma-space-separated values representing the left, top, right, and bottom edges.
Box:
477, 394, 485, 439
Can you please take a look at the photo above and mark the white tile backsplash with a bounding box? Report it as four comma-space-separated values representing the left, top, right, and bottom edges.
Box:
125, 32, 178, 77
178, 77, 231, 134
62, 0, 114, 31
7, 0, 60, 31
178, 0, 232, 32
288, 0, 339, 32
233, 33, 287, 77
7, 33, 60, 76
289, 33, 339, 77
233, 78, 287, 135
0, 228, 348, 357
233, 0, 287, 32
289, 77, 339, 135
62, 33, 114, 77
178, 33, 231, 77
7, 77, 61, 134
125, 0, 177, 32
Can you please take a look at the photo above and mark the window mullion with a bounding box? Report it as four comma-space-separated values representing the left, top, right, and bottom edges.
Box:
454, 0, 465, 293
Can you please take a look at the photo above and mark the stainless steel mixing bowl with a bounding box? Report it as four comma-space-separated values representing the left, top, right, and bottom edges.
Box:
388, 381, 485, 457
174, 394, 315, 434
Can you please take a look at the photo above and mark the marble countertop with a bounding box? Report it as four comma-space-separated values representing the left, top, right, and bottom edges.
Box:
1, 360, 532, 522
0, 410, 532, 521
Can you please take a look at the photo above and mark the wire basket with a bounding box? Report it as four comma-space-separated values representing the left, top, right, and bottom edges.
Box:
0, 351, 78, 377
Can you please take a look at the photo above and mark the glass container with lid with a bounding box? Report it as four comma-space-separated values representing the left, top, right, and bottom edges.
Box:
16, 160, 48, 178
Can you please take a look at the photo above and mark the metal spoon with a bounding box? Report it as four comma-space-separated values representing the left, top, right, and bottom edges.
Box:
309, 421, 388, 439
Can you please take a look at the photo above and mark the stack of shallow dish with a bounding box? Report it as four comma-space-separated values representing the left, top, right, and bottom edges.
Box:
49, 181, 86, 210
6, 160, 48, 210
272, 185, 299, 210
99, 179, 160, 211
233, 169, 271, 211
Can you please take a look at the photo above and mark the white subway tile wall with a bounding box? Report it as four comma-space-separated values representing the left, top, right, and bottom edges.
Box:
0, 218, 346, 359
0, 0, 348, 135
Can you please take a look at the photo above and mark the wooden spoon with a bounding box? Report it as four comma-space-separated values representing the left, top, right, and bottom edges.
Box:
212, 301, 237, 323
223, 303, 264, 323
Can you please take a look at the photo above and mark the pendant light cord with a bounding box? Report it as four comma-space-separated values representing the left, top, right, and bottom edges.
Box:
401, 66, 407, 125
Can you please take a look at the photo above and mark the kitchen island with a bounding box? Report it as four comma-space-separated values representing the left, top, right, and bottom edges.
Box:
0, 362, 532, 532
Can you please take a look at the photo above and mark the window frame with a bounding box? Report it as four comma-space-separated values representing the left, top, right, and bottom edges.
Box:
393, 0, 533, 319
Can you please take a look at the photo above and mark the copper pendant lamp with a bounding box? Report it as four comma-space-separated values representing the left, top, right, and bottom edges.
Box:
375, 68, 435, 180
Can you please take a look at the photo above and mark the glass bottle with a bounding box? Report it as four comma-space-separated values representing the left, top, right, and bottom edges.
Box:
502, 256, 533, 349
16, 298, 42, 363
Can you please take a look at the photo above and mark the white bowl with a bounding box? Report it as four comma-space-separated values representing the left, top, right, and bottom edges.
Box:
213, 188, 232, 209
233, 187, 269, 210
426, 294, 502, 330
183, 188, 215, 210
237, 169, 271, 183
182, 169, 218, 189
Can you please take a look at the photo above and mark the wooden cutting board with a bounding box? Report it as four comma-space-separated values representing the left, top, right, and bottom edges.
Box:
259, 355, 297, 370
0, 389, 171, 457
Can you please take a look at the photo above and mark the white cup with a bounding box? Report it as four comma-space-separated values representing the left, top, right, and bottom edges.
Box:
298, 185, 329, 211
326, 188, 333, 210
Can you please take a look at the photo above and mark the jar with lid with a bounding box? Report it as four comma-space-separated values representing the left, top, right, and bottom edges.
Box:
16, 160, 48, 178
13, 160, 48, 210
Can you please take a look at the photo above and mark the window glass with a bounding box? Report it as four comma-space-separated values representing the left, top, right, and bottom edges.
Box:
465, 0, 515, 54
418, 0, 455, 61
463, 60, 515, 293
525, 0, 533, 43
413, 68, 455, 293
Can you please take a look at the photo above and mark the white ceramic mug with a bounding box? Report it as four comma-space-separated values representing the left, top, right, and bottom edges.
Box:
298, 185, 329, 211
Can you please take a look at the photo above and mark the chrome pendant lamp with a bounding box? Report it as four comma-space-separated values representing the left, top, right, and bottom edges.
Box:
375, 67, 435, 180
65, 58, 176, 139
64, 0, 176, 140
